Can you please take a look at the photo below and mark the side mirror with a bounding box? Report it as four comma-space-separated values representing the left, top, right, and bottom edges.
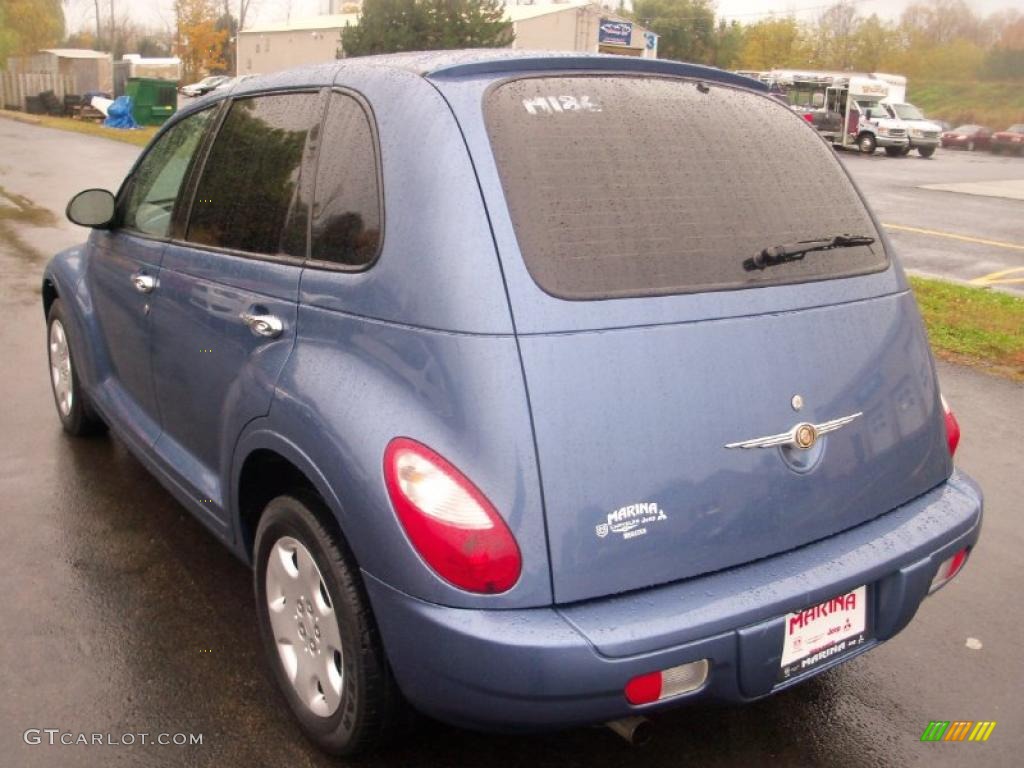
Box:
66, 189, 115, 228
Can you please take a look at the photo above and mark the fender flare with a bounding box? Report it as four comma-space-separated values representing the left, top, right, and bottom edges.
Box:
230, 421, 351, 566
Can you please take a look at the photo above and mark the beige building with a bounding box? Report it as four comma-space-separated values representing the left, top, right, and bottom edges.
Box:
237, 2, 656, 77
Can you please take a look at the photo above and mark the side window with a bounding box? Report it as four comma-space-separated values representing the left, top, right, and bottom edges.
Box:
310, 92, 382, 268
122, 108, 213, 238
187, 92, 323, 258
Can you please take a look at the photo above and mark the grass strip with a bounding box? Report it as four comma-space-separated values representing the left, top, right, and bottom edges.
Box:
910, 275, 1024, 381
0, 110, 156, 147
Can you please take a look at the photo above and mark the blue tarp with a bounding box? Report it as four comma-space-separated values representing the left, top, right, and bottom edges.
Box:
103, 95, 138, 129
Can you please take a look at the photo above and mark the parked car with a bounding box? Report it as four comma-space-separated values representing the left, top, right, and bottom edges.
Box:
881, 102, 942, 157
179, 74, 230, 97
991, 124, 1024, 155
941, 124, 992, 151
46, 51, 982, 756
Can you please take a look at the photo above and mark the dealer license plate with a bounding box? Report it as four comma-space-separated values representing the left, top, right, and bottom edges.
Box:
779, 586, 868, 681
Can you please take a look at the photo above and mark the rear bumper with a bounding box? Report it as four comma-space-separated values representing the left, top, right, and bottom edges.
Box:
365, 470, 982, 731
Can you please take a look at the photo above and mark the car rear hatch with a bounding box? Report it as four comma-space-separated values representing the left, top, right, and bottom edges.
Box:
442, 70, 952, 604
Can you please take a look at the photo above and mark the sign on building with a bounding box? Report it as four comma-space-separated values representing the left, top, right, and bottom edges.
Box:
598, 19, 633, 46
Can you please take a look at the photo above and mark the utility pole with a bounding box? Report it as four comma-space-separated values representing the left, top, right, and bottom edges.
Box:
109, 0, 116, 57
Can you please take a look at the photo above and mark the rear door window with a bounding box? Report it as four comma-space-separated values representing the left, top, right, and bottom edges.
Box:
484, 76, 887, 300
187, 92, 323, 258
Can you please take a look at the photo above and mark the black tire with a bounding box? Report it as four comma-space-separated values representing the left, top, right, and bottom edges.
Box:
900, 145, 912, 156
884, 146, 903, 157
918, 146, 936, 158
857, 133, 876, 154
254, 491, 405, 756
46, 300, 107, 437
991, 145, 1001, 155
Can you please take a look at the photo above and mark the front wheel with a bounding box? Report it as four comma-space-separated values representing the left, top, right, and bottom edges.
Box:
254, 492, 405, 756
918, 146, 936, 158
46, 300, 107, 437
858, 133, 877, 154
885, 146, 903, 157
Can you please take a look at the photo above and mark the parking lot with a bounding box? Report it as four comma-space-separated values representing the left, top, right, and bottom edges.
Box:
838, 149, 1024, 294
1, 119, 1022, 767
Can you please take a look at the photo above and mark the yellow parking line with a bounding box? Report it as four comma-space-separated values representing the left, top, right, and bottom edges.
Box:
881, 223, 1024, 252
969, 267, 1024, 286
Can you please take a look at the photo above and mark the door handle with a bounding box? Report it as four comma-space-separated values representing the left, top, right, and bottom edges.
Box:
131, 272, 157, 293
239, 311, 283, 339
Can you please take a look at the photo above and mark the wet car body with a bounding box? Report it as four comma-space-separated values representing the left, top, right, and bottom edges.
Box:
941, 124, 992, 151
44, 51, 982, 743
991, 124, 1024, 155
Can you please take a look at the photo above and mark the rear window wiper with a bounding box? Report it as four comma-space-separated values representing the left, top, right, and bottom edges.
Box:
744, 234, 875, 271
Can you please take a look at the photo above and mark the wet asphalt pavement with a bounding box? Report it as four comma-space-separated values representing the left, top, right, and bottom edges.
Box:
1, 118, 1022, 767
837, 148, 1024, 295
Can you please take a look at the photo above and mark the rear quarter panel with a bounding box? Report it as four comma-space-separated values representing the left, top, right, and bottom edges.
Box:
251, 68, 551, 609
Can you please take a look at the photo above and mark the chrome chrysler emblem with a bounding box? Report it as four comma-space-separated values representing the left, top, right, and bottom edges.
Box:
725, 413, 862, 450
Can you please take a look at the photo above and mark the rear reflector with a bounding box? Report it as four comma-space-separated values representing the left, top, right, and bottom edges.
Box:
624, 660, 709, 705
384, 438, 521, 594
941, 394, 960, 457
930, 547, 969, 593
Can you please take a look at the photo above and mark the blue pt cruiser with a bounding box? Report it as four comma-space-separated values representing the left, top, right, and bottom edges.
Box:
44, 51, 983, 754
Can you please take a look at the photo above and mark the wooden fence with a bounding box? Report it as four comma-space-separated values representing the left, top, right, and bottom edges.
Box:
1, 72, 76, 111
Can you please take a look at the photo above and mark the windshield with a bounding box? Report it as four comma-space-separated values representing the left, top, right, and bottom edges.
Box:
1008, 125, 1024, 133
484, 76, 886, 299
890, 103, 925, 120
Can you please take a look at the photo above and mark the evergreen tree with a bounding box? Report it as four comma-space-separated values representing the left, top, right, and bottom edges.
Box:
341, 0, 512, 57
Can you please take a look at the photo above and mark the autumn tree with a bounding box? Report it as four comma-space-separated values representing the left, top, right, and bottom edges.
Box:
176, 0, 228, 81
710, 19, 744, 69
982, 14, 1024, 79
341, 0, 512, 57
737, 16, 805, 71
632, 0, 715, 63
850, 14, 892, 72
0, 0, 64, 61
807, 2, 859, 70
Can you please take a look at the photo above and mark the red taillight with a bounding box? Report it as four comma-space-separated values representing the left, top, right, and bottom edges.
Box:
802, 113, 814, 123
625, 660, 710, 705
383, 437, 521, 594
930, 547, 969, 593
941, 394, 960, 457
625, 671, 662, 705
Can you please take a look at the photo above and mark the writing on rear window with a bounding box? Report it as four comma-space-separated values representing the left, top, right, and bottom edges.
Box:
522, 95, 602, 115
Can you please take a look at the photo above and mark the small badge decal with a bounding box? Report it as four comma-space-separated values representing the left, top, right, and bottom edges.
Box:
595, 502, 667, 540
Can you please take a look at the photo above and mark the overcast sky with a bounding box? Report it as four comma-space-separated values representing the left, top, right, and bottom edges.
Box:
63, 0, 1022, 34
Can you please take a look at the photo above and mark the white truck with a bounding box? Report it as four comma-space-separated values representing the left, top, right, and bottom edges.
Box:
879, 102, 942, 157
771, 72, 910, 156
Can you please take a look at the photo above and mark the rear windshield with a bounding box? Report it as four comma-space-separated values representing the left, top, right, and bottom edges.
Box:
484, 76, 887, 300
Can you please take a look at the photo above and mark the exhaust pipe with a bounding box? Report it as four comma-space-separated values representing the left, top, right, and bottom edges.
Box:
606, 716, 652, 746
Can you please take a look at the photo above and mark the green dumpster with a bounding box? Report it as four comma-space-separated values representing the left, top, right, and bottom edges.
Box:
125, 77, 178, 126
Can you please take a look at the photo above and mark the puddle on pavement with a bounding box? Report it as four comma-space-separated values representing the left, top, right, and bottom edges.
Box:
0, 185, 58, 261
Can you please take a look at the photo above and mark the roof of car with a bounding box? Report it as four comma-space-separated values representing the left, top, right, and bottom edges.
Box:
178, 50, 766, 121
